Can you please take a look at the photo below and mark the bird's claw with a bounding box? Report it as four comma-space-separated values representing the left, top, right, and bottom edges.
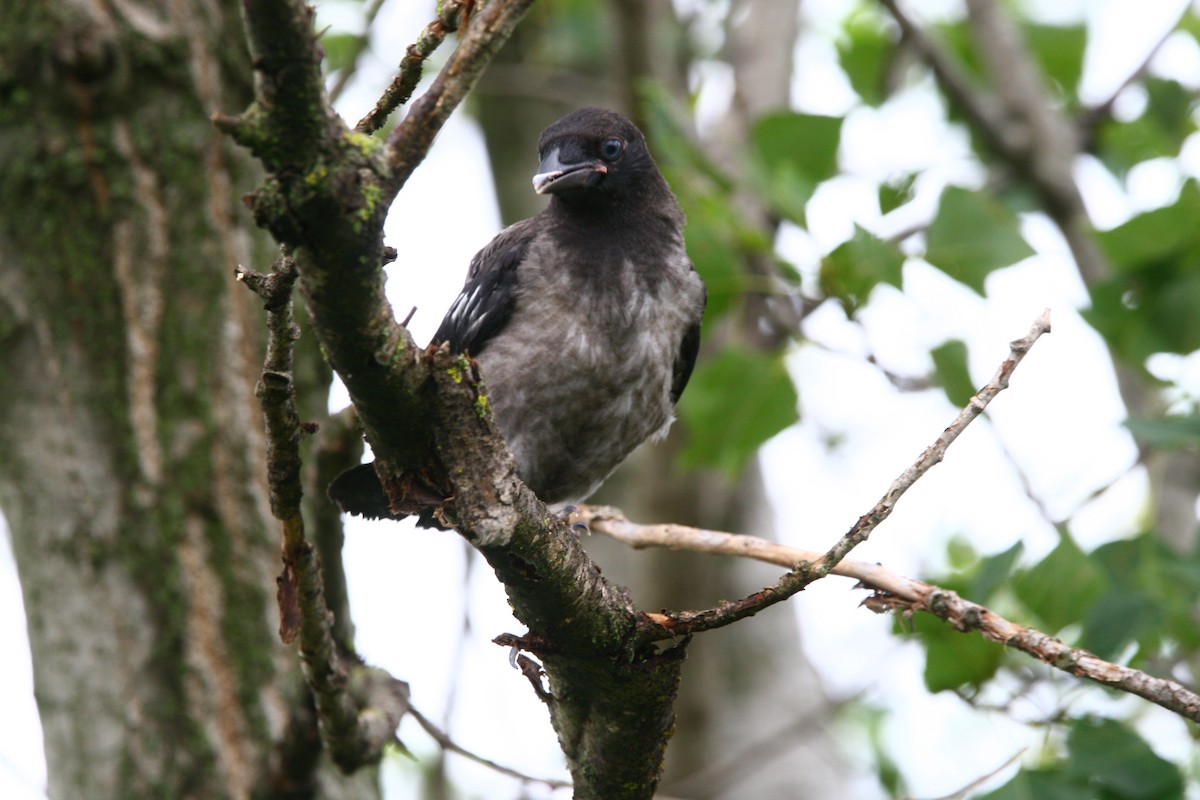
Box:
551, 505, 590, 536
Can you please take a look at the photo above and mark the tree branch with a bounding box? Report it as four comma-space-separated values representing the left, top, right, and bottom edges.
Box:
580, 505, 1200, 724
231, 2, 689, 794
407, 703, 572, 790
878, 0, 1110, 287
633, 310, 1052, 642
354, 1, 467, 134
238, 252, 410, 770
383, 0, 535, 200
1077, 6, 1186, 137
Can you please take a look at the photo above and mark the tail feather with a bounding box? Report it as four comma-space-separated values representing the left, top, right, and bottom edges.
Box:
327, 462, 399, 520
328, 462, 450, 529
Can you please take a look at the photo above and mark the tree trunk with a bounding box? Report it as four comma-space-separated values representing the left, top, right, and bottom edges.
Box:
0, 3, 373, 798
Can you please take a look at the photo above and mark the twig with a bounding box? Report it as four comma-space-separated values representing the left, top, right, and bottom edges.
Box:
581, 485, 1200, 724
238, 250, 410, 770
632, 311, 1052, 642
306, 404, 364, 650
383, 0, 535, 199
355, 1, 466, 134
576, 506, 924, 598
1078, 5, 1189, 136
407, 704, 572, 789
877, 0, 1011, 152
878, 0, 1110, 288
909, 750, 1025, 800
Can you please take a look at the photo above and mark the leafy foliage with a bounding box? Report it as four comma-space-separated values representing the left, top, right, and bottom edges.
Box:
924, 186, 1035, 294
903, 610, 1005, 692
1097, 78, 1198, 175
978, 718, 1185, 800
748, 111, 844, 223
1125, 414, 1200, 449
1024, 25, 1088, 101
837, 12, 894, 106
930, 339, 974, 407
1088, 180, 1200, 363
820, 224, 903, 313
677, 348, 799, 477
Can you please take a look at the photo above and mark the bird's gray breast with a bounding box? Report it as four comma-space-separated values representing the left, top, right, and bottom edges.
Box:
476, 234, 703, 504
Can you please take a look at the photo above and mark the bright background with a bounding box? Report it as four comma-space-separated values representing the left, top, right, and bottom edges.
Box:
3, 0, 1198, 797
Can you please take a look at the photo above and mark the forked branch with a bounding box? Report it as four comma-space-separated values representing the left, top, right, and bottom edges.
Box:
633, 310, 1052, 643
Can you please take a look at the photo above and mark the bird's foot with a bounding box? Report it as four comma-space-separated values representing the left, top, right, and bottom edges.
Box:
553, 505, 589, 536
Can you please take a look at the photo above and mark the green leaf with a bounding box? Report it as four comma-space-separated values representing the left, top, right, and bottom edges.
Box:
1024, 24, 1087, 100
819, 225, 904, 313
976, 768, 1093, 800
1066, 718, 1184, 800
930, 339, 974, 407
677, 348, 799, 477
1086, 270, 1200, 363
321, 32, 365, 74
751, 111, 843, 190
683, 194, 746, 321
946, 535, 978, 572
970, 541, 1024, 602
1143, 78, 1196, 148
837, 14, 894, 106
908, 612, 1003, 692
1013, 534, 1108, 631
1079, 590, 1162, 660
981, 719, 1185, 800
1088, 183, 1200, 361
924, 186, 1035, 294
1097, 113, 1186, 177
1125, 414, 1200, 449
1094, 535, 1200, 653
878, 173, 917, 214
1097, 181, 1200, 270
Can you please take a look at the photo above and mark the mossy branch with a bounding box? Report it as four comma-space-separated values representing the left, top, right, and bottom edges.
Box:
229, 2, 688, 795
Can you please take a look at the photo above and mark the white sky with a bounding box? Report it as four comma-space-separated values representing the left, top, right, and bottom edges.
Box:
2, 1, 1198, 798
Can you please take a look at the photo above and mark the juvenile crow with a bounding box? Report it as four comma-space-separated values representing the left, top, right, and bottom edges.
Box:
330, 107, 706, 521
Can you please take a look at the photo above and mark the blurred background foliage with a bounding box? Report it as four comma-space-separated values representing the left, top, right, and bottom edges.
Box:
321, 1, 1200, 797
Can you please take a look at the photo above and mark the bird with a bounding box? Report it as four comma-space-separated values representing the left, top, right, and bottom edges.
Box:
329, 107, 707, 523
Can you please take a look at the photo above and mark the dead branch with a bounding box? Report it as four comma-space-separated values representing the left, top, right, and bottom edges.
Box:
580, 499, 1200, 724
632, 310, 1052, 642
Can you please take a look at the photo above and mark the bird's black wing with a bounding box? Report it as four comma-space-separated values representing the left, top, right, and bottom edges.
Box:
670, 276, 706, 405
431, 218, 538, 355
670, 319, 702, 405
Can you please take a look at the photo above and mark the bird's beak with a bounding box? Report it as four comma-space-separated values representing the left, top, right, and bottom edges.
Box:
532, 147, 607, 195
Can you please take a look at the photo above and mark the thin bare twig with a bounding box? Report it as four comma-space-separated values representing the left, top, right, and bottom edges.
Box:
1078, 5, 1189, 136
909, 749, 1025, 800
238, 251, 410, 770
632, 311, 1053, 642
582, 456, 1200, 725
355, 0, 465, 134
577, 506, 924, 597
407, 704, 572, 789
383, 0, 535, 199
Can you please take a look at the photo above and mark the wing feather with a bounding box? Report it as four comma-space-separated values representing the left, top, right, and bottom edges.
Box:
431, 219, 538, 355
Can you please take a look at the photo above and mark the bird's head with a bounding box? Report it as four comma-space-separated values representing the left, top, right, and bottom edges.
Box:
532, 108, 660, 202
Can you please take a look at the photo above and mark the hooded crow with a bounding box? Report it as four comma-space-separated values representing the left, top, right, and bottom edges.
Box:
330, 107, 706, 521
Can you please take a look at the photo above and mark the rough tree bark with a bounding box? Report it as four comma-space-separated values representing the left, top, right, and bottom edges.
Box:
0, 2, 374, 798
224, 0, 699, 797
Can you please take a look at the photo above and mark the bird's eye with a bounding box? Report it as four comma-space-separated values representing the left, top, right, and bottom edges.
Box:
600, 138, 624, 161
